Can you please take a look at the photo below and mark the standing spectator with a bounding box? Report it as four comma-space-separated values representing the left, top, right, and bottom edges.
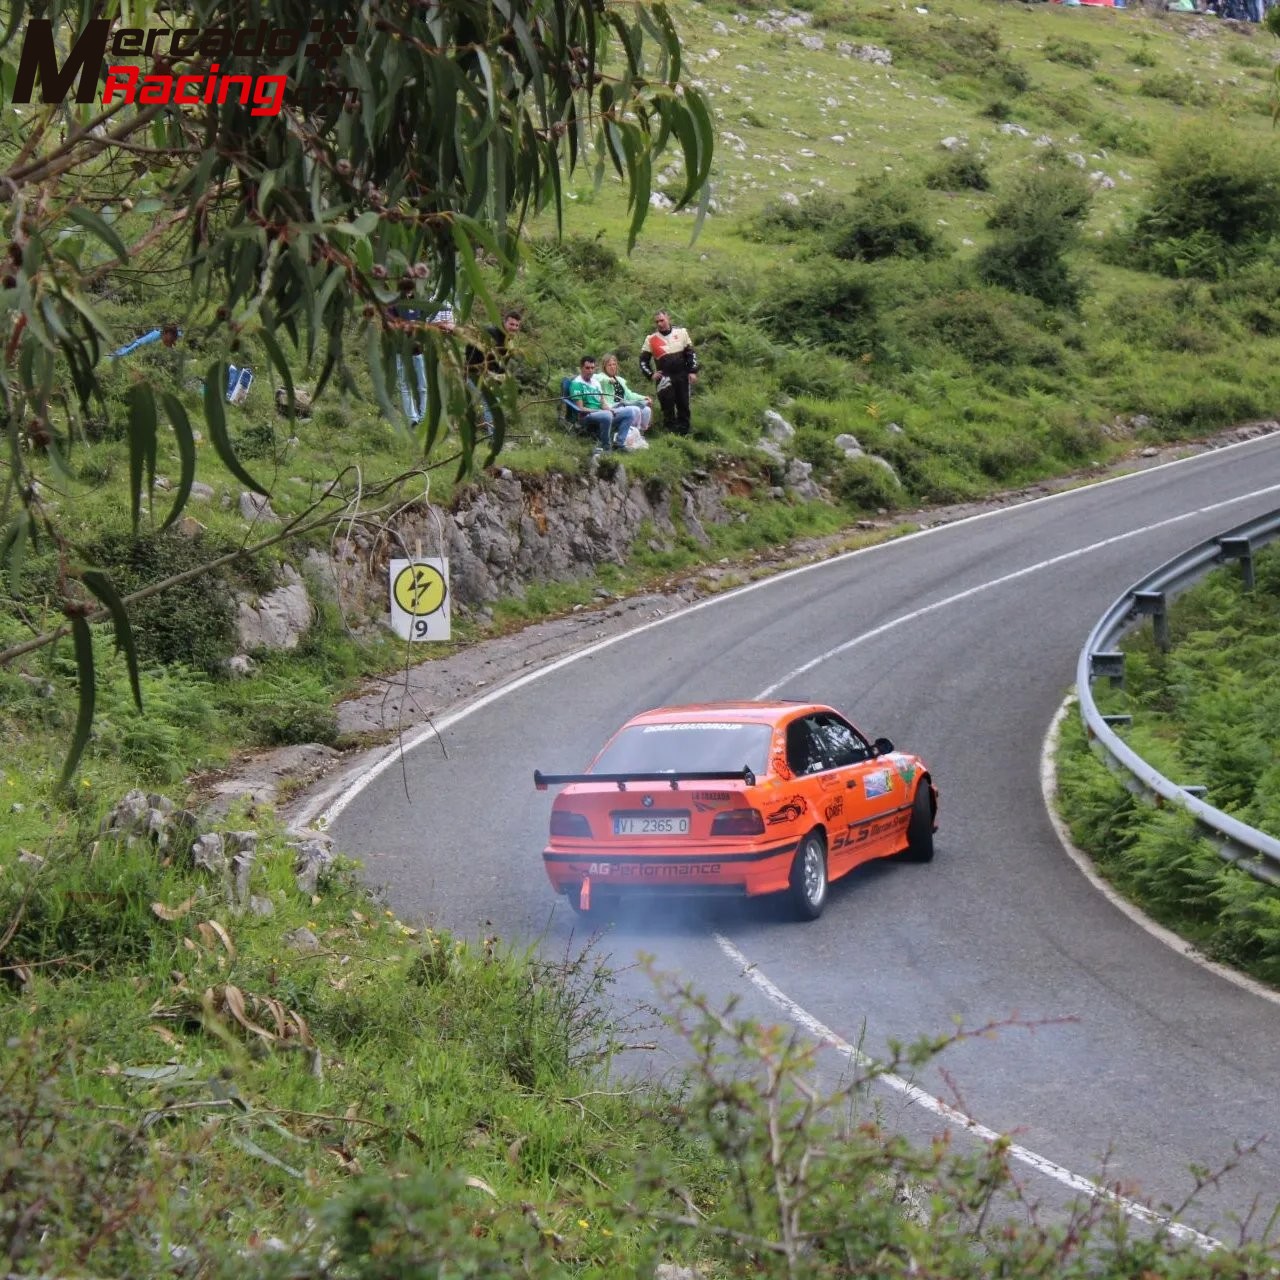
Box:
639, 309, 698, 435
396, 302, 456, 426
465, 309, 524, 431
596, 353, 653, 434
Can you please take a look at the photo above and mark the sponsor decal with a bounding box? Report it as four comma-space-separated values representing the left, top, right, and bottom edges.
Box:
831, 814, 901, 852
586, 862, 721, 878
863, 769, 892, 799
693, 791, 733, 813
893, 756, 918, 786
824, 794, 844, 823
766, 797, 805, 825
11, 16, 359, 115
641, 722, 746, 733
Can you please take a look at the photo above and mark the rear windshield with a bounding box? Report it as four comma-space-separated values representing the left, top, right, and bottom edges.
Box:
592, 722, 772, 776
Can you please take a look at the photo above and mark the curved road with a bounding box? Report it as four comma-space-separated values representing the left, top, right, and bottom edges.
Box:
325, 435, 1280, 1242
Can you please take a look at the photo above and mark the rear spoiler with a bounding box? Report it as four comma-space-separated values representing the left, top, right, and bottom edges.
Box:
534, 766, 756, 792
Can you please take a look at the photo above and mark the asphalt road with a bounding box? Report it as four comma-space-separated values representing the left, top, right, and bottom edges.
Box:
329, 435, 1280, 1243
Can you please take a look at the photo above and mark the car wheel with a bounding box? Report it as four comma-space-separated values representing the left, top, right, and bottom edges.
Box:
901, 782, 934, 863
789, 833, 828, 921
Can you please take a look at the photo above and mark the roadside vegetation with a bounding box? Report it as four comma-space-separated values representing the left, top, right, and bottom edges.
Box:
1054, 543, 1280, 987
6, 0, 1280, 1271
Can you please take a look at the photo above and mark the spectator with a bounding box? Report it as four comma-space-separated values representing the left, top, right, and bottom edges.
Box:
596, 353, 652, 434
639, 309, 698, 435
465, 308, 524, 431
567, 356, 636, 451
395, 302, 455, 426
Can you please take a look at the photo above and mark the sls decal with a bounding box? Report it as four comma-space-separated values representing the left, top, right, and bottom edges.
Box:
831, 814, 901, 852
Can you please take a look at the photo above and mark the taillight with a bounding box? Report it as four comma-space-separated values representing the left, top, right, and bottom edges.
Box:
550, 811, 592, 838
711, 808, 765, 836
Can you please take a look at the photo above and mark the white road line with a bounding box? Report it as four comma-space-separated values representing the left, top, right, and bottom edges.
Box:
301, 440, 1279, 1249
713, 934, 1221, 1250
304, 440, 1280, 831
1040, 698, 1280, 1010
753, 480, 1280, 698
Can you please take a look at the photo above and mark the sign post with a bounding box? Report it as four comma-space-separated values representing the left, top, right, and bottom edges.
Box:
388, 558, 450, 641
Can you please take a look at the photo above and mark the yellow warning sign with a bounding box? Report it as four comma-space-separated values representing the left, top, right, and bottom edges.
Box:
392, 562, 447, 616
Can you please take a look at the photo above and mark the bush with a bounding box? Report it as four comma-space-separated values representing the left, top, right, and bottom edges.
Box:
924, 150, 990, 192
827, 182, 946, 262
977, 164, 1092, 308
1123, 127, 1280, 279
1137, 70, 1211, 107
228, 669, 340, 746
1083, 113, 1152, 157
898, 288, 1067, 370
1044, 36, 1099, 69
747, 191, 850, 241
86, 529, 239, 673
757, 267, 884, 359
832, 455, 903, 510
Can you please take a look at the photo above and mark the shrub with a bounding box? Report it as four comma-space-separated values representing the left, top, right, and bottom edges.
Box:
85, 529, 239, 673
1123, 127, 1280, 278
1044, 36, 1099, 69
977, 164, 1092, 308
832, 456, 903, 510
1083, 113, 1152, 157
827, 182, 946, 262
757, 267, 884, 359
924, 150, 990, 192
746, 191, 850, 241
1137, 70, 1212, 108
898, 288, 1067, 370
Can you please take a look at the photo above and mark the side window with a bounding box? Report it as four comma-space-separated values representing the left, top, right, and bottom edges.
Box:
813, 714, 872, 768
785, 717, 828, 775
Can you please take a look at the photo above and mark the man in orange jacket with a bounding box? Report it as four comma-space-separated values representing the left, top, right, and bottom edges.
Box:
639, 310, 698, 435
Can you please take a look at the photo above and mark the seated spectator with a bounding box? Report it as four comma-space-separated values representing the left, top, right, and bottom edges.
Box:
566, 356, 638, 451
595, 353, 652, 434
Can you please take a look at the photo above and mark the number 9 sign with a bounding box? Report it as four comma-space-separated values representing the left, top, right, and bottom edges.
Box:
389, 558, 451, 641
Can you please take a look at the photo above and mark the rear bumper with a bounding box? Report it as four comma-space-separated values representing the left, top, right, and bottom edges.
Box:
542, 840, 799, 899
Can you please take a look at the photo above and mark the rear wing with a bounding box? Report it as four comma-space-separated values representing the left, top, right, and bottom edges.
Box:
534, 766, 756, 792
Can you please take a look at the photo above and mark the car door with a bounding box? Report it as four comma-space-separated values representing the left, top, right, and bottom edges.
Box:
815, 713, 906, 867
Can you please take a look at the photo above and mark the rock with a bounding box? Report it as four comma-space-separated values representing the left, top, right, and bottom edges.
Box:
998, 122, 1031, 138
799, 34, 824, 50
762, 409, 795, 442
191, 832, 226, 875
176, 515, 205, 539
1141, 446, 1159, 458
654, 1265, 700, 1280
834, 433, 863, 455
757, 439, 786, 464
784, 458, 823, 501
940, 136, 965, 151
18, 673, 54, 698
854, 44, 892, 64
239, 491, 280, 523
224, 654, 257, 679
17, 850, 44, 868
236, 565, 313, 652
886, 421, 904, 434
284, 927, 321, 953
190, 481, 215, 501
291, 838, 337, 895
274, 386, 313, 417
1091, 171, 1116, 190
868, 454, 901, 485
248, 895, 275, 917
649, 192, 674, 211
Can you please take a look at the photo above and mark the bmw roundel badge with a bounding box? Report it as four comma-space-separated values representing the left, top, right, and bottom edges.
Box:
642, 795, 654, 808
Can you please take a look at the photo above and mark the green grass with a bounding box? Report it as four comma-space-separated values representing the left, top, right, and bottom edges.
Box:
1054, 544, 1280, 987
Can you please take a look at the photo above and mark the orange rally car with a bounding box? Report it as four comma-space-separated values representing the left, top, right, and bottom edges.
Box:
535, 701, 938, 921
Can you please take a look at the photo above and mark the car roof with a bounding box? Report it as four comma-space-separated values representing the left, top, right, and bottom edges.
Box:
622, 701, 831, 729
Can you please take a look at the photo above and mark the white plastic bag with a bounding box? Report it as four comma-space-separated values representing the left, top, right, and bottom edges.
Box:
623, 425, 649, 451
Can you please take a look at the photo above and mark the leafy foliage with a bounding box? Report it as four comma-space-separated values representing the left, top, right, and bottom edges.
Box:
0, 0, 715, 780
977, 163, 1092, 308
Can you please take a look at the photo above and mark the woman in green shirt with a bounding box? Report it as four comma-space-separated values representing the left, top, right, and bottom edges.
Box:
596, 353, 653, 434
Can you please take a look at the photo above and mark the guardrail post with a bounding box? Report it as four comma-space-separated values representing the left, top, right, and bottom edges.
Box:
1217, 536, 1255, 592
1131, 590, 1170, 652
1089, 651, 1126, 688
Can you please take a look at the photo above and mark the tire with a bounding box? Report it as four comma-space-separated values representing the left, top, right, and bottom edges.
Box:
788, 833, 828, 921
901, 782, 935, 863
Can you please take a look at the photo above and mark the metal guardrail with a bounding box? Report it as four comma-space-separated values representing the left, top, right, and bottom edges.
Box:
1076, 509, 1280, 887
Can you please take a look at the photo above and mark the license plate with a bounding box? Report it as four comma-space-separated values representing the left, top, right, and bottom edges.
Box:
613, 815, 690, 836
